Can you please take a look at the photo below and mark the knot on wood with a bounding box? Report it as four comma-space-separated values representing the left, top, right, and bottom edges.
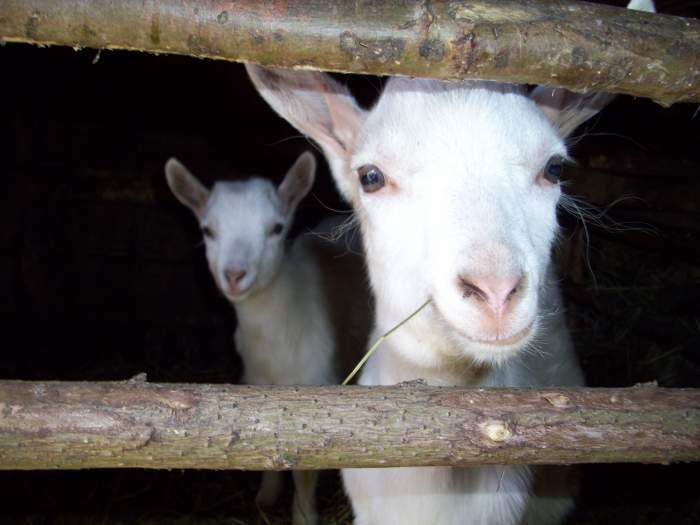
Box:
419, 38, 446, 62
270, 453, 297, 469
542, 393, 572, 408
399, 378, 428, 387
452, 30, 478, 74
339, 31, 405, 64
127, 372, 148, 383
124, 425, 155, 450
481, 420, 513, 442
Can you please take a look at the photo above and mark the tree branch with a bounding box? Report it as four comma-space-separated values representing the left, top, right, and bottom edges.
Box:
0, 1, 698, 105
0, 380, 698, 470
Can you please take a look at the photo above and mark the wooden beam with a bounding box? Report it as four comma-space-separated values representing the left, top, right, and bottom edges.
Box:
0, 380, 698, 470
0, 1, 698, 105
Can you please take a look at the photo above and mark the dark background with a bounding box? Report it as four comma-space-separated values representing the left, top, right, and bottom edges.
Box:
1, 1, 699, 523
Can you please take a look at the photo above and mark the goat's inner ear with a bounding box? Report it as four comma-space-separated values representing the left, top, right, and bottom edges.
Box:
278, 151, 316, 215
323, 91, 364, 154
530, 86, 614, 139
164, 158, 210, 218
246, 65, 365, 158
246, 65, 367, 203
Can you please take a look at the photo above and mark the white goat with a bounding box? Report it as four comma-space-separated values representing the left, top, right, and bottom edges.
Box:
245, 2, 653, 522
165, 151, 370, 525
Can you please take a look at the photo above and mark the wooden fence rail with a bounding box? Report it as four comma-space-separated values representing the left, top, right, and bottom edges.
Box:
0, 0, 698, 105
0, 380, 698, 470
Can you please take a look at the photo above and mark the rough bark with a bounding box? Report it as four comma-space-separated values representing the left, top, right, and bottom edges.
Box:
0, 1, 698, 106
0, 380, 698, 470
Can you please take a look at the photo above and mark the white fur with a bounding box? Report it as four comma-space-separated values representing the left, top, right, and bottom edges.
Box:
165, 152, 370, 525
246, 4, 653, 523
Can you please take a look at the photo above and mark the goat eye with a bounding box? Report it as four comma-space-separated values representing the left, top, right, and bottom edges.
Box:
269, 223, 284, 236
358, 165, 386, 193
201, 225, 215, 239
541, 157, 564, 184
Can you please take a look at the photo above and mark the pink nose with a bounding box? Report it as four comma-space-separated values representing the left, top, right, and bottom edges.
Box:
225, 269, 247, 292
458, 274, 523, 314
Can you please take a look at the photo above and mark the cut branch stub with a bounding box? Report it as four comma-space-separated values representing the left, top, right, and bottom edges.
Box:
0, 0, 698, 105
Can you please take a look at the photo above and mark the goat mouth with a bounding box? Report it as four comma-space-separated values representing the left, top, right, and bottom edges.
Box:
463, 323, 534, 347
224, 286, 253, 301
432, 302, 535, 349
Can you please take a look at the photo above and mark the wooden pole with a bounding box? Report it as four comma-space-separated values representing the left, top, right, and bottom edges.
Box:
0, 1, 698, 106
0, 380, 698, 470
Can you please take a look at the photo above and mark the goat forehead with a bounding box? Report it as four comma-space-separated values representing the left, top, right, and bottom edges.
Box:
376, 78, 527, 122
358, 80, 561, 176
205, 179, 280, 227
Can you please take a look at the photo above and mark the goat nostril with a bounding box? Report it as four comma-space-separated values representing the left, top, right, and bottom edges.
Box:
507, 276, 526, 301
458, 278, 487, 301
225, 270, 247, 286
458, 274, 524, 309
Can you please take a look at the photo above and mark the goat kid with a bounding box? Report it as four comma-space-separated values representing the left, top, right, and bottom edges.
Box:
246, 1, 653, 521
165, 151, 370, 525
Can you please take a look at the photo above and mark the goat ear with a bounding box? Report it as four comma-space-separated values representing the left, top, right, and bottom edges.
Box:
279, 151, 316, 216
530, 87, 615, 139
164, 158, 210, 219
532, 0, 654, 138
246, 64, 364, 200
626, 0, 655, 12
246, 65, 364, 156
